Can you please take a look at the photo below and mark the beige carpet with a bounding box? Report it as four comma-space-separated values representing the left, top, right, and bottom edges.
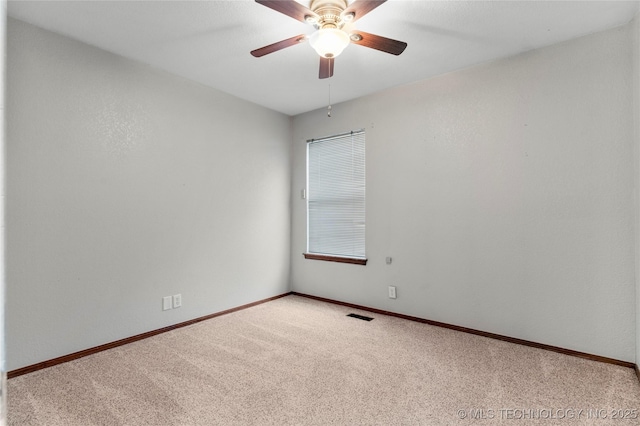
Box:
8, 295, 640, 425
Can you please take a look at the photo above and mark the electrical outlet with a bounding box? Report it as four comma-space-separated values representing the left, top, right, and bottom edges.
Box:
388, 286, 397, 299
173, 294, 182, 308
162, 296, 172, 311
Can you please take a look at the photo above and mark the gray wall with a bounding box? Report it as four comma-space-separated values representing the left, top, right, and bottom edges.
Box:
0, 0, 6, 413
634, 12, 640, 368
291, 23, 637, 362
6, 19, 292, 371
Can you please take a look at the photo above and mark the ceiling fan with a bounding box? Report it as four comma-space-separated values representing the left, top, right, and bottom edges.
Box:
250, 0, 407, 79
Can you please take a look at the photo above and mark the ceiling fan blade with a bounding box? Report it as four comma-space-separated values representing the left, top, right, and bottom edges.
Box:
319, 57, 334, 79
349, 30, 407, 55
256, 0, 319, 24
342, 0, 386, 23
251, 34, 307, 57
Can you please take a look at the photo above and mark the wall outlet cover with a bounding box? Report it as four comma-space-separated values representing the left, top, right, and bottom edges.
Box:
162, 296, 172, 311
388, 286, 397, 299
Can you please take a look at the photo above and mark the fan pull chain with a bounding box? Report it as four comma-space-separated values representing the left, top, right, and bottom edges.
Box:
327, 83, 332, 118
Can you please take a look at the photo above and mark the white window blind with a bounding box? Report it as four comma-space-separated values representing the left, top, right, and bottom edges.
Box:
307, 129, 365, 259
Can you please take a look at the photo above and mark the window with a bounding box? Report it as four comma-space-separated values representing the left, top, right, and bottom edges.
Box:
305, 129, 366, 265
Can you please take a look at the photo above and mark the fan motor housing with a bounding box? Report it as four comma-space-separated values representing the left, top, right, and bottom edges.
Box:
310, 0, 349, 29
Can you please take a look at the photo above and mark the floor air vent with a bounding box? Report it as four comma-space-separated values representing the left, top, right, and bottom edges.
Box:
347, 313, 374, 321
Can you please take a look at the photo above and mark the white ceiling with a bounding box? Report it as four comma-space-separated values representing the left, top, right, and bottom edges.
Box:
8, 0, 640, 116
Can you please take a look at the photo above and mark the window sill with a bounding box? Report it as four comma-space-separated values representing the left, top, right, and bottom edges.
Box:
303, 253, 368, 265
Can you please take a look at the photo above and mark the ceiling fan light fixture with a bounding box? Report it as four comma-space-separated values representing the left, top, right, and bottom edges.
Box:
342, 12, 355, 22
309, 28, 350, 58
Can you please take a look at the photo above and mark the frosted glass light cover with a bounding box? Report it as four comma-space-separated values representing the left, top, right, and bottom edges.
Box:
309, 29, 350, 58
